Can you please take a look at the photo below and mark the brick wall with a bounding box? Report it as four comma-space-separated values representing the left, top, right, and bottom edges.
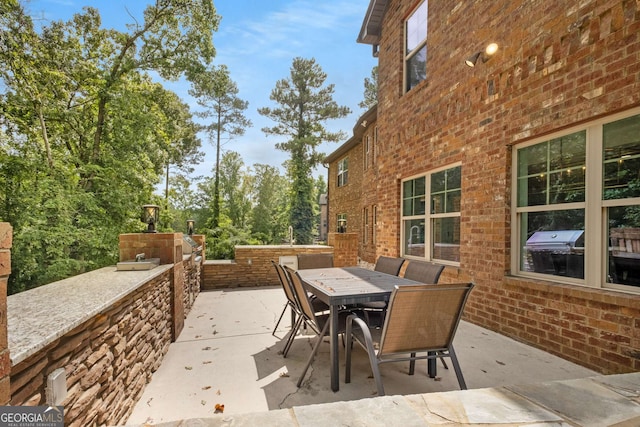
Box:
202, 245, 338, 290
119, 233, 185, 340
367, 0, 640, 374
0, 223, 11, 405
327, 140, 363, 242
327, 233, 358, 267
10, 272, 172, 426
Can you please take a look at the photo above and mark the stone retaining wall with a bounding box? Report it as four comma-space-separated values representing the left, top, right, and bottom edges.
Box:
10, 271, 172, 426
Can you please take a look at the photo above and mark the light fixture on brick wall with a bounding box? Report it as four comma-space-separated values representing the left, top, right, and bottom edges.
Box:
141, 204, 160, 233
465, 42, 498, 67
187, 219, 195, 235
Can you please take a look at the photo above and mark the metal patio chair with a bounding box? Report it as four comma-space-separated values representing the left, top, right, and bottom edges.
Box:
374, 255, 406, 275
345, 282, 474, 396
358, 256, 407, 326
271, 261, 328, 357
283, 266, 350, 387
297, 253, 334, 270
403, 260, 444, 284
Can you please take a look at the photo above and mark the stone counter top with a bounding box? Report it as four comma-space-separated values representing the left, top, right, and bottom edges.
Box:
7, 264, 172, 365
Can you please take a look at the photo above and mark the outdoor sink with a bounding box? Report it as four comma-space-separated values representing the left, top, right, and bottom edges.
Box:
116, 258, 160, 271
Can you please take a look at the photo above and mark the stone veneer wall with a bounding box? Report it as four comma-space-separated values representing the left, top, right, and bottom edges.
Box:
183, 256, 201, 314
0, 223, 11, 405
202, 245, 339, 290
10, 271, 172, 426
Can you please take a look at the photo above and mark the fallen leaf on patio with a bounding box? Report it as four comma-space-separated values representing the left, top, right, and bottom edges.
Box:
279, 372, 290, 378
203, 360, 212, 364
202, 386, 211, 390
216, 389, 221, 395
146, 398, 153, 406
214, 403, 224, 413
185, 366, 193, 370
496, 360, 505, 365
195, 335, 202, 338
202, 346, 211, 350
201, 400, 206, 406
197, 315, 204, 318
435, 377, 442, 381
212, 330, 218, 335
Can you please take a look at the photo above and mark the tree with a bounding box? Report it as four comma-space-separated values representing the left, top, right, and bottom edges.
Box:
359, 65, 378, 110
250, 164, 289, 243
189, 65, 251, 228
259, 57, 350, 244
0, 1, 219, 292
218, 151, 252, 229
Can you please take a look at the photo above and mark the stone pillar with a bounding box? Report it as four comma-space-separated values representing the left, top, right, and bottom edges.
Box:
0, 223, 12, 405
119, 233, 185, 340
327, 232, 358, 267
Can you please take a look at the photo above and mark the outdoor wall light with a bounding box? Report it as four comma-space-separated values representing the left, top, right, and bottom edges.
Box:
187, 219, 195, 235
141, 204, 160, 233
465, 42, 499, 67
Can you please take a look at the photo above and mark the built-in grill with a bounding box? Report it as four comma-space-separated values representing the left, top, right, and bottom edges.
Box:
524, 230, 584, 278
183, 235, 203, 261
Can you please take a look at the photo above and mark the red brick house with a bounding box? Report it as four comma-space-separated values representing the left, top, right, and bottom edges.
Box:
327, 0, 640, 374
326, 105, 378, 263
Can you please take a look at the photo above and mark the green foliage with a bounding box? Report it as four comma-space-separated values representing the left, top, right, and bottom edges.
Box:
259, 57, 349, 244
250, 164, 289, 243
0, 1, 220, 293
189, 65, 251, 228
359, 66, 378, 110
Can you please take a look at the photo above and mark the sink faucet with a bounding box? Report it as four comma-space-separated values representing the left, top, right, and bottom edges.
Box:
135, 253, 146, 262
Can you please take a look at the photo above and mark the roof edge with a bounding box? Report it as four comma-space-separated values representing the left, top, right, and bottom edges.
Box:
357, 0, 389, 45
324, 105, 378, 164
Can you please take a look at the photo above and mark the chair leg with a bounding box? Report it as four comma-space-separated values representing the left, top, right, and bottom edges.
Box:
272, 303, 288, 336
409, 352, 416, 375
296, 319, 331, 387
282, 315, 304, 357
448, 346, 467, 390
439, 352, 449, 369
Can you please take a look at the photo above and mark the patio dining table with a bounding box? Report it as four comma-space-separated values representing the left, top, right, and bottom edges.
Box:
297, 266, 428, 392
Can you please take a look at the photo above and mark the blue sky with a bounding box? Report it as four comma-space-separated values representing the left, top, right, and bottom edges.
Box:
25, 0, 378, 180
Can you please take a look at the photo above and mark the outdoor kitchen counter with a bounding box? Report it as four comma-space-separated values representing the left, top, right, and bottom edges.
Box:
7, 264, 172, 365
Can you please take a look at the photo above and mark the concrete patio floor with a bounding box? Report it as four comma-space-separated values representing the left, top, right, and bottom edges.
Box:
124, 286, 638, 426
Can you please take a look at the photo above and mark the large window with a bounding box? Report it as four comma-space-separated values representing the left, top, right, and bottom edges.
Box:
513, 110, 640, 292
405, 1, 427, 92
401, 164, 461, 264
337, 157, 348, 187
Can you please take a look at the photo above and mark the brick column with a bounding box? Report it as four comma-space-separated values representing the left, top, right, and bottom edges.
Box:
119, 233, 185, 340
0, 223, 12, 405
327, 232, 358, 267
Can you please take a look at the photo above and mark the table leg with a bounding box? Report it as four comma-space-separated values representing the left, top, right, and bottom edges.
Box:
329, 304, 339, 392
428, 352, 437, 378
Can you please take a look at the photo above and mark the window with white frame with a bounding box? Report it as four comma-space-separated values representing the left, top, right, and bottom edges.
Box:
363, 207, 369, 244
373, 126, 378, 165
405, 1, 428, 92
401, 164, 461, 263
364, 135, 370, 170
513, 109, 640, 292
337, 157, 348, 187
373, 205, 377, 244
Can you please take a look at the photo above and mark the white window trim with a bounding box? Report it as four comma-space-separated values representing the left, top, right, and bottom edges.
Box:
510, 106, 640, 294
403, 0, 428, 93
401, 162, 461, 266
337, 157, 348, 187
